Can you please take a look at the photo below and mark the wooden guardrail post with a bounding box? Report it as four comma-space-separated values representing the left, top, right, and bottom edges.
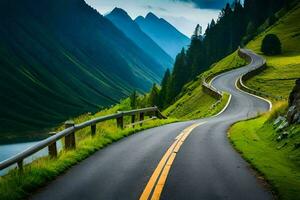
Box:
48, 132, 58, 158
131, 115, 136, 128
154, 107, 159, 118
139, 112, 144, 126
117, 115, 124, 129
65, 120, 76, 150
91, 124, 96, 136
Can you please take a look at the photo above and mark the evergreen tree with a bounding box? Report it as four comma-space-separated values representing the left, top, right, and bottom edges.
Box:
130, 90, 138, 109
170, 49, 187, 100
148, 84, 160, 107
159, 69, 171, 108
186, 25, 203, 79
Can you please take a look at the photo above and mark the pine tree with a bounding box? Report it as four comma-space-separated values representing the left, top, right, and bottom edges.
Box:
148, 84, 160, 107
186, 25, 203, 80
130, 90, 138, 109
170, 49, 187, 100
159, 69, 171, 108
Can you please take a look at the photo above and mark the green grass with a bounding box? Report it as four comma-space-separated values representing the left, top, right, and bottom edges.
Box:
0, 99, 177, 200
164, 51, 245, 119
245, 3, 300, 99
202, 50, 247, 82
229, 102, 300, 200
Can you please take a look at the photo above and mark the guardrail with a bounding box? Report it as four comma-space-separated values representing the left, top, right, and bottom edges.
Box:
0, 106, 166, 172
237, 49, 286, 101
202, 74, 223, 99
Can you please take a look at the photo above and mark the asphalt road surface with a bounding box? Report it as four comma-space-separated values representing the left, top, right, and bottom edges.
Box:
31, 49, 272, 200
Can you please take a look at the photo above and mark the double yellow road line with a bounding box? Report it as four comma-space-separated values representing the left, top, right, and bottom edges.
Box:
139, 122, 206, 200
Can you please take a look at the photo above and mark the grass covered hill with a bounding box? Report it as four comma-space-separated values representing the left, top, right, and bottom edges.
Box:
245, 2, 300, 99
164, 51, 246, 119
0, 0, 166, 136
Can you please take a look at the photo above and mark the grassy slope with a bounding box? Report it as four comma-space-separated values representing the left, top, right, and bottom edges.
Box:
164, 51, 245, 119
229, 4, 300, 199
0, 99, 177, 200
229, 103, 300, 200
246, 3, 300, 99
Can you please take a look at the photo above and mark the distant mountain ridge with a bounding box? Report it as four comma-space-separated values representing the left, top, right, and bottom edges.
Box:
106, 8, 173, 69
0, 0, 166, 136
135, 12, 191, 59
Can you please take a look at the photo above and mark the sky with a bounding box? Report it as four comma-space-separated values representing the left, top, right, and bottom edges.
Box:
85, 0, 233, 37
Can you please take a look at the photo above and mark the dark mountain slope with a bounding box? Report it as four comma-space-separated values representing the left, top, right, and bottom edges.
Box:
106, 8, 173, 69
0, 0, 165, 136
135, 13, 191, 59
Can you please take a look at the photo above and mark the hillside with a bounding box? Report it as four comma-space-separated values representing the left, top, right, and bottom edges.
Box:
164, 51, 246, 119
164, 1, 300, 119
135, 13, 190, 59
245, 3, 300, 99
0, 0, 166, 137
106, 8, 173, 69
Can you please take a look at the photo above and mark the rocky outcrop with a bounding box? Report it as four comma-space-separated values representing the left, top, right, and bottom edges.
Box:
287, 79, 300, 124
273, 79, 299, 141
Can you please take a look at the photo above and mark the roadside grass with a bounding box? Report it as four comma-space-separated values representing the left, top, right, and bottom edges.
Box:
0, 99, 177, 200
202, 50, 247, 81
164, 50, 245, 119
163, 76, 216, 119
246, 3, 300, 99
229, 102, 300, 200
229, 4, 300, 199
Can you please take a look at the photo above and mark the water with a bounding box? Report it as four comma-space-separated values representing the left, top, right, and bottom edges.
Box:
0, 140, 62, 176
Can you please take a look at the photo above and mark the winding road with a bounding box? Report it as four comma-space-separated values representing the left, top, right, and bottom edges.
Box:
31, 49, 272, 200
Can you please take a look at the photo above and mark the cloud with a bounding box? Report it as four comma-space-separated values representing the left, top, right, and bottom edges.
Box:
144, 5, 167, 12
173, 0, 234, 9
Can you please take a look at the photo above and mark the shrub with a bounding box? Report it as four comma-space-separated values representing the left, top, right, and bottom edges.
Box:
261, 34, 282, 55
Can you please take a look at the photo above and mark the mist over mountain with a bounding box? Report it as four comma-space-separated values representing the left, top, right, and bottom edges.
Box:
135, 12, 191, 59
175, 0, 234, 9
0, 0, 166, 135
106, 8, 174, 69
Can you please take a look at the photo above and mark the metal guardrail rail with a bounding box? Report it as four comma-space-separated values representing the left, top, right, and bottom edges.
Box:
0, 106, 166, 172
237, 49, 286, 101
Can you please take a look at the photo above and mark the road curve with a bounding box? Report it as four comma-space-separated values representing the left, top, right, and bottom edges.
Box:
31, 49, 272, 200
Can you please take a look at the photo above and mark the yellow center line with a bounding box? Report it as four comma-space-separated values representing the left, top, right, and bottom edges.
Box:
139, 122, 206, 200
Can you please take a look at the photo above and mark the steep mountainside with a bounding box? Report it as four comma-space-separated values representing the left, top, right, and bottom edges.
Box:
106, 8, 173, 69
135, 13, 190, 59
0, 0, 165, 136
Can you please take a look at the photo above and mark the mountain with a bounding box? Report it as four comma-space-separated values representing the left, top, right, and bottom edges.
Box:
135, 12, 191, 59
0, 0, 166, 136
106, 8, 174, 69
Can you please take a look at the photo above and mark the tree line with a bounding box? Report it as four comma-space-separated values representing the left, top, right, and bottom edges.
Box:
131, 0, 294, 110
